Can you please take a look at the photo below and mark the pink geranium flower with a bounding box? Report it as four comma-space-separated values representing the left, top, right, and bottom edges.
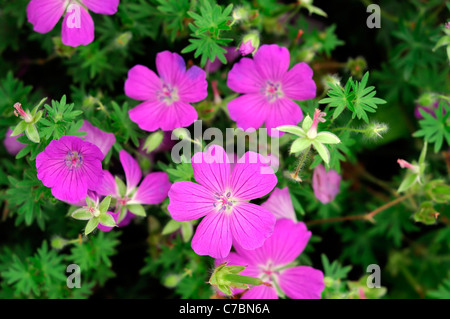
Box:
125, 51, 208, 132
79, 120, 116, 157
312, 164, 341, 204
3, 128, 26, 156
36, 136, 104, 203
27, 0, 119, 47
168, 145, 277, 259
227, 44, 316, 137
96, 150, 171, 226
261, 187, 297, 222
217, 219, 325, 299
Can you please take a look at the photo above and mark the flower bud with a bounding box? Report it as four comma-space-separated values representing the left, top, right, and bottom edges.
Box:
312, 164, 341, 204
346, 56, 367, 78
239, 32, 260, 56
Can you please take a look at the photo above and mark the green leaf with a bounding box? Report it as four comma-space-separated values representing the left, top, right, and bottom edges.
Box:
85, 217, 100, 236
127, 204, 146, 217
413, 102, 450, 153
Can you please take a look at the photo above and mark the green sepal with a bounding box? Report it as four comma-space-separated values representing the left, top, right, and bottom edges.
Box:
99, 212, 116, 227
290, 138, 312, 154
25, 124, 40, 143
11, 121, 27, 137
71, 208, 93, 220
99, 195, 112, 214
162, 219, 182, 235
312, 140, 330, 164
85, 217, 100, 235
127, 204, 146, 217
115, 176, 127, 198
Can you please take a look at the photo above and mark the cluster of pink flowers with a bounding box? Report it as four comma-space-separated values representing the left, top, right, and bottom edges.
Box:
21, 8, 332, 297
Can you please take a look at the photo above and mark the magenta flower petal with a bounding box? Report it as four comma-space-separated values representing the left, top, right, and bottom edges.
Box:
79, 120, 116, 157
124, 65, 161, 101
278, 266, 325, 299
282, 62, 316, 100
168, 181, 216, 221
261, 187, 297, 221
36, 136, 103, 203
191, 145, 230, 193
129, 100, 198, 132
133, 172, 171, 205
27, 0, 66, 33
177, 66, 208, 103
265, 98, 303, 137
230, 151, 277, 200
227, 94, 269, 131
97, 211, 120, 232
253, 44, 290, 81
230, 202, 275, 250
234, 219, 311, 266
96, 170, 118, 197
156, 51, 186, 85
119, 150, 142, 193
227, 58, 264, 94
3, 128, 26, 156
81, 0, 119, 15
312, 164, 341, 204
191, 211, 232, 258
61, 4, 94, 47
241, 285, 278, 299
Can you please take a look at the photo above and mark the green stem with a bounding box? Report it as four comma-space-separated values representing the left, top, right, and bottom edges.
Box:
293, 145, 311, 180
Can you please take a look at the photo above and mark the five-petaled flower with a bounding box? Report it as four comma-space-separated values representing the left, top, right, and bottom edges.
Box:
216, 219, 325, 299
27, 0, 120, 47
36, 136, 104, 203
125, 51, 208, 132
227, 44, 316, 137
168, 144, 277, 259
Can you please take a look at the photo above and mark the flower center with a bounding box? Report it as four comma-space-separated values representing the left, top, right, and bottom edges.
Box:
64, 151, 83, 170
213, 191, 234, 213
264, 81, 283, 102
259, 261, 280, 283
119, 197, 129, 206
157, 83, 179, 105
